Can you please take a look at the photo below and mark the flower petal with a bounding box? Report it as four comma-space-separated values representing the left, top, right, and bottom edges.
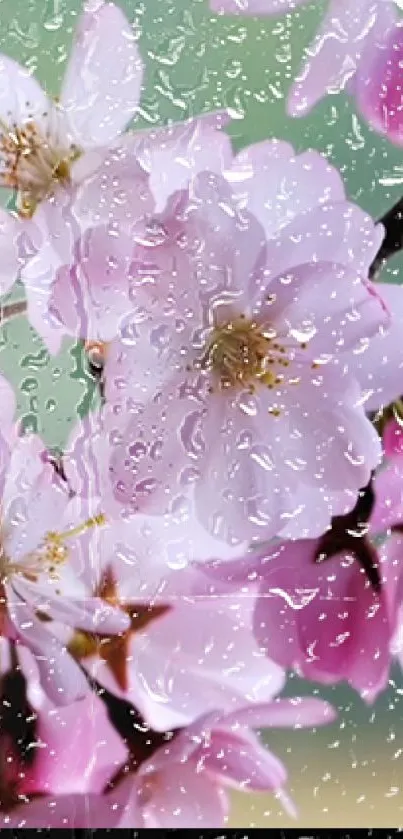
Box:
0, 55, 50, 133
120, 589, 285, 730
228, 143, 345, 239
48, 225, 134, 342
0, 209, 21, 295
1, 791, 128, 829
32, 693, 128, 795
255, 261, 389, 358
14, 576, 130, 635
141, 763, 228, 829
10, 598, 89, 705
352, 8, 403, 145
211, 0, 309, 12
353, 282, 403, 412
2, 435, 69, 562
371, 460, 403, 534
261, 202, 384, 283
226, 697, 337, 729
287, 0, 390, 117
198, 727, 287, 792
60, 1, 143, 147
126, 111, 233, 213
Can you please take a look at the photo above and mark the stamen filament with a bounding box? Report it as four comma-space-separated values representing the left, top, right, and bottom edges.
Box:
47, 513, 106, 544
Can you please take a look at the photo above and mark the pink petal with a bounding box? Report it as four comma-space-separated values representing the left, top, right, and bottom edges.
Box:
49, 225, 134, 342
197, 727, 287, 791
254, 544, 392, 700
193, 393, 284, 544
107, 371, 205, 517
0, 55, 50, 132
287, 0, 388, 117
353, 282, 403, 412
283, 370, 382, 492
127, 111, 234, 213
255, 261, 389, 358
103, 509, 248, 599
227, 697, 337, 729
228, 143, 345, 239
69, 146, 154, 230
25, 295, 65, 355
210, 0, 309, 12
33, 694, 127, 795
0, 209, 21, 295
353, 10, 403, 145
2, 435, 70, 562
378, 535, 403, 627
1, 791, 128, 829
14, 577, 130, 635
141, 763, 228, 828
10, 600, 89, 705
63, 411, 108, 499
371, 460, 403, 533
122, 590, 285, 730
383, 418, 403, 459
60, 1, 144, 147
261, 202, 384, 284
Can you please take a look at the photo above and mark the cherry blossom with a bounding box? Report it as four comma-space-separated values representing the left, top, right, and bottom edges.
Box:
0, 640, 127, 814
103, 140, 390, 545
204, 459, 403, 700
1, 697, 336, 828
352, 17, 403, 146
0, 427, 129, 705
18, 113, 232, 354
210, 0, 399, 120
0, 0, 142, 220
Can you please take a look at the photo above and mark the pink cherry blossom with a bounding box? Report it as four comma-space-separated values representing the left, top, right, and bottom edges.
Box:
0, 0, 147, 353
210, 0, 399, 120
97, 698, 335, 827
210, 460, 403, 701
103, 140, 388, 545
19, 112, 232, 354
2, 698, 335, 827
56, 415, 283, 729
352, 18, 403, 146
0, 0, 142, 222
0, 429, 129, 705
287, 0, 398, 118
0, 640, 127, 810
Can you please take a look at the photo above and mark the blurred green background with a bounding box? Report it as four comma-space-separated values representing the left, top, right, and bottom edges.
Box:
1, 0, 403, 826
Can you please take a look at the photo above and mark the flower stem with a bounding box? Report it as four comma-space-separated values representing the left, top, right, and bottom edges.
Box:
0, 298, 27, 324
370, 195, 403, 278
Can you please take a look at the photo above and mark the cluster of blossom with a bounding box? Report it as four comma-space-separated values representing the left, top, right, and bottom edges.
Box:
1, 0, 403, 828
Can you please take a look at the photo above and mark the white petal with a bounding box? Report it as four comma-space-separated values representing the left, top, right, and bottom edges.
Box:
60, 2, 144, 147
0, 55, 50, 133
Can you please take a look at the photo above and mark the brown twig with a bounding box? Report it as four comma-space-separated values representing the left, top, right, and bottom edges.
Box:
0, 299, 27, 324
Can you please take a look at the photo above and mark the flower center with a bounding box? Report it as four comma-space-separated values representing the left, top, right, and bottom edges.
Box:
0, 118, 79, 217
0, 513, 106, 584
200, 316, 291, 392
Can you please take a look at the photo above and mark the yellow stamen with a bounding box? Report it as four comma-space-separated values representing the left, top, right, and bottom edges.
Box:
0, 115, 80, 217
42, 514, 107, 573
46, 513, 106, 545
194, 316, 306, 395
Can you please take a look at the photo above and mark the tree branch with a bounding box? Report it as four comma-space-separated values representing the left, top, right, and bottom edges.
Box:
0, 298, 27, 323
